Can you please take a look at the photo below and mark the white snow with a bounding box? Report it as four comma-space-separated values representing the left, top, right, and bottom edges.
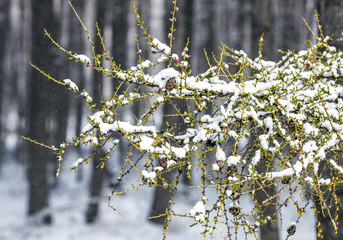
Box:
189, 201, 205, 222
139, 136, 154, 150
212, 163, 219, 171
167, 160, 176, 168
0, 162, 316, 240
70, 158, 84, 169
142, 170, 157, 182
63, 79, 79, 92
227, 155, 241, 166
330, 159, 343, 174
318, 178, 331, 185
215, 146, 226, 161
73, 53, 92, 65
151, 38, 171, 55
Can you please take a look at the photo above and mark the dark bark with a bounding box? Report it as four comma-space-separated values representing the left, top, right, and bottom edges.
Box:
149, 170, 174, 224
85, 0, 106, 224
315, 1, 343, 239
111, 0, 129, 70
110, 0, 130, 167
191, 0, 215, 73
131, 0, 150, 119
16, 0, 31, 164
0, 0, 10, 168
148, 0, 176, 224
69, 0, 85, 182
317, 0, 343, 50
149, 99, 187, 224
27, 0, 56, 224
251, 2, 279, 239
251, 0, 274, 60
47, 0, 69, 189
51, 0, 69, 156
254, 162, 279, 240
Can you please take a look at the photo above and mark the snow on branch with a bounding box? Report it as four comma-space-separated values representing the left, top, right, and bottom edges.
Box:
28, 4, 343, 239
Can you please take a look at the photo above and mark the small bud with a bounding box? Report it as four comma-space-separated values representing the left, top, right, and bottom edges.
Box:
174, 59, 179, 64
158, 87, 163, 92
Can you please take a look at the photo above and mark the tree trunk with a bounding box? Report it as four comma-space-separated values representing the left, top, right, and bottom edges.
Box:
251, 0, 274, 60
16, 0, 31, 165
147, 0, 174, 224
317, 0, 343, 50
315, 1, 343, 239
0, 0, 10, 169
149, 99, 187, 224
251, 1, 279, 239
191, 0, 215, 73
254, 162, 279, 240
27, 0, 55, 224
110, 0, 130, 168
85, 0, 107, 224
68, 0, 85, 182
48, 0, 69, 188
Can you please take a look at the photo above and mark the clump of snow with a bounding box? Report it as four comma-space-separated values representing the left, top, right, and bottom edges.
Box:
330, 159, 343, 174
70, 158, 84, 169
190, 201, 206, 222
227, 155, 241, 166
80, 90, 93, 103
167, 160, 176, 168
154, 166, 163, 172
73, 53, 92, 65
140, 136, 154, 150
63, 79, 79, 92
216, 146, 226, 161
212, 163, 220, 171
318, 178, 331, 185
151, 38, 171, 55
142, 170, 157, 183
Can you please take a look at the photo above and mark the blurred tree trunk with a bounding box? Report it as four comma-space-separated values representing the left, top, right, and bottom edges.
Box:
110, 0, 129, 169
0, 0, 10, 168
191, 0, 215, 73
47, 0, 69, 188
131, 0, 150, 120
52, 0, 69, 155
251, 1, 279, 240
111, 0, 129, 69
149, 1, 192, 223
317, 0, 343, 49
276, 0, 309, 53
148, 0, 172, 224
149, 101, 187, 224
16, 0, 31, 165
173, 0, 193, 187
315, 1, 343, 239
27, 0, 55, 224
252, 0, 274, 60
68, 0, 86, 182
85, 0, 106, 224
192, 0, 215, 118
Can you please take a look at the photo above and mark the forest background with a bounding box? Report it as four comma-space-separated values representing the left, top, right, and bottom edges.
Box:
0, 0, 342, 239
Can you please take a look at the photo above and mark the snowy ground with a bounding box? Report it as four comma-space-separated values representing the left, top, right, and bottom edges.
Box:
0, 158, 316, 240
